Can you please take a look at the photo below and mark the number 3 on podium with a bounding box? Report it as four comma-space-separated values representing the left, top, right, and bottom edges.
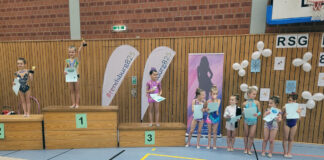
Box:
76, 114, 87, 128
0, 123, 4, 139
145, 131, 155, 145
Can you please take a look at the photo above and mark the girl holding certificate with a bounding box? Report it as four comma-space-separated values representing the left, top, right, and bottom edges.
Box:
224, 94, 242, 152
242, 87, 261, 155
146, 67, 162, 127
186, 88, 206, 149
205, 85, 221, 150
261, 96, 282, 158
282, 93, 301, 158
64, 40, 86, 109
13, 58, 34, 117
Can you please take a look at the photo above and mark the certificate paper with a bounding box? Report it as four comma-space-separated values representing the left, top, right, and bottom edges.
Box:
207, 102, 219, 113
230, 115, 241, 123
244, 107, 257, 119
150, 94, 166, 102
286, 103, 300, 119
263, 107, 279, 122
193, 105, 203, 120
12, 78, 20, 95
65, 68, 78, 82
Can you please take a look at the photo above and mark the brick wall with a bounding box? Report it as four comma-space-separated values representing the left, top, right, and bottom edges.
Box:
1, 0, 324, 41
79, 0, 252, 39
0, 0, 70, 41
0, 0, 253, 41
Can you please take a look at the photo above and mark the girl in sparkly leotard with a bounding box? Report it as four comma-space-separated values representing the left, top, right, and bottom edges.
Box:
13, 58, 34, 117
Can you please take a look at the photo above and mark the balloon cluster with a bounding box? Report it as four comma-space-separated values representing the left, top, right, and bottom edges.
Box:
292, 52, 312, 72
252, 41, 272, 60
232, 60, 249, 77
240, 83, 258, 99
301, 91, 324, 109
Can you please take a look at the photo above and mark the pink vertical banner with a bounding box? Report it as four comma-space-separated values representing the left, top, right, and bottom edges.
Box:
187, 53, 224, 135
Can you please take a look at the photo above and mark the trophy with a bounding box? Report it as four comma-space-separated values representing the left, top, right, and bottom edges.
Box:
30, 66, 36, 74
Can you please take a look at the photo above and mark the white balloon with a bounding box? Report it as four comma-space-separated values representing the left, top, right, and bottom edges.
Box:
262, 49, 272, 57
252, 51, 261, 60
241, 60, 249, 68
313, 93, 324, 101
302, 91, 312, 100
292, 58, 304, 67
303, 52, 312, 61
238, 69, 246, 77
232, 63, 241, 70
302, 63, 311, 72
240, 83, 249, 92
251, 85, 258, 91
257, 41, 264, 51
306, 100, 316, 109
244, 93, 248, 99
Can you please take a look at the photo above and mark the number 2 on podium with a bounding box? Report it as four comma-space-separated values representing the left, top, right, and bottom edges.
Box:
76, 114, 87, 128
0, 123, 4, 139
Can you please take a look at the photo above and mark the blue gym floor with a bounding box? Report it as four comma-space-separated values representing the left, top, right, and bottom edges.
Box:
0, 137, 323, 160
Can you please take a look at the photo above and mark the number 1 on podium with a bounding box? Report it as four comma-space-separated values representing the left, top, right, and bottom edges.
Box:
76, 114, 87, 128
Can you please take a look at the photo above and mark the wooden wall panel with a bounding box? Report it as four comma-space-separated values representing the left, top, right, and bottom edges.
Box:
0, 33, 323, 143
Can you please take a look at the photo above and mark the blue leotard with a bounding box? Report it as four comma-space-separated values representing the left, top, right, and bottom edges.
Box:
244, 99, 259, 125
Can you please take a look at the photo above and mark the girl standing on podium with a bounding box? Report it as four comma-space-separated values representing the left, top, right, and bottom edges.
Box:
13, 58, 35, 117
64, 40, 86, 109
146, 67, 162, 127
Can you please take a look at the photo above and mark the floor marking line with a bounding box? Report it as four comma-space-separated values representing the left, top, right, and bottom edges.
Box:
1, 151, 20, 156
108, 150, 125, 160
188, 144, 324, 158
141, 153, 206, 160
47, 149, 73, 160
140, 153, 151, 160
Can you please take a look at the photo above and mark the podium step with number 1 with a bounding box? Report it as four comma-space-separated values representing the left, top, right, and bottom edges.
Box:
43, 106, 118, 149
